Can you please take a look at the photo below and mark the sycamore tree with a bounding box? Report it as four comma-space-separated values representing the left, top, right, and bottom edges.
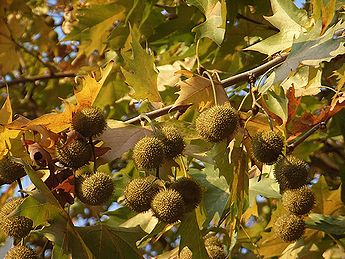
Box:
0, 0, 344, 258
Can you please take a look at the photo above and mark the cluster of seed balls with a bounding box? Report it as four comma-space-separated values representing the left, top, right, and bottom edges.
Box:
0, 198, 39, 259
55, 106, 114, 206
132, 125, 186, 170
179, 234, 227, 259
124, 176, 202, 224
250, 130, 315, 242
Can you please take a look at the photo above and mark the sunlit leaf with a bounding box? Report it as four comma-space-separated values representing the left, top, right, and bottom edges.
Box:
306, 213, 345, 235
173, 74, 229, 111
77, 224, 145, 259
178, 211, 209, 259
245, 0, 311, 55
120, 29, 162, 102
100, 120, 152, 162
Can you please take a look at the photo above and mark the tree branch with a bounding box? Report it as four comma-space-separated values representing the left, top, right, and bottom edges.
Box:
221, 53, 288, 87
236, 13, 279, 32
0, 72, 76, 88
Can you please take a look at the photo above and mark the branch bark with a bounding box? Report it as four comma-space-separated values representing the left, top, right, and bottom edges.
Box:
0, 72, 76, 88
221, 53, 288, 87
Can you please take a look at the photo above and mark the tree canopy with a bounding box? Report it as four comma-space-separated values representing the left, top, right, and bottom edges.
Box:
0, 0, 345, 258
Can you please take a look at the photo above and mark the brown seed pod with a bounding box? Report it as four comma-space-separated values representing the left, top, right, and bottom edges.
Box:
252, 131, 284, 164
158, 126, 185, 159
196, 105, 239, 143
273, 214, 305, 242
0, 198, 24, 217
72, 106, 107, 137
170, 177, 202, 212
56, 139, 91, 168
5, 245, 39, 259
132, 136, 164, 170
1, 216, 33, 239
76, 171, 114, 205
151, 189, 185, 224
282, 185, 315, 215
206, 245, 227, 259
274, 155, 309, 191
0, 156, 26, 184
124, 177, 160, 213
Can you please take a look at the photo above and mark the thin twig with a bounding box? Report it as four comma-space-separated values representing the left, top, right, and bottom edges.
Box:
89, 137, 96, 172
0, 72, 76, 88
221, 54, 288, 87
16, 179, 25, 198
236, 13, 279, 32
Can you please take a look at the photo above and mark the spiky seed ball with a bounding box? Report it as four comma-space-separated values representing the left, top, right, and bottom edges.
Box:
252, 131, 284, 164
204, 235, 222, 248
206, 245, 226, 259
171, 177, 202, 212
72, 106, 107, 137
282, 185, 315, 215
0, 157, 26, 184
179, 247, 192, 259
274, 155, 309, 191
56, 139, 91, 168
76, 171, 114, 205
1, 216, 33, 239
151, 189, 185, 224
273, 214, 305, 242
124, 177, 160, 212
0, 198, 24, 217
196, 105, 239, 143
5, 245, 38, 259
158, 126, 185, 159
132, 137, 164, 170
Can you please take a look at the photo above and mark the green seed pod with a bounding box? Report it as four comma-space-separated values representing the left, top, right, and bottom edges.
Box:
196, 105, 239, 143
252, 131, 284, 164
124, 177, 160, 213
72, 106, 107, 137
132, 137, 164, 170
1, 216, 33, 239
273, 214, 305, 242
0, 156, 26, 184
274, 155, 309, 191
5, 245, 38, 259
158, 126, 185, 159
151, 189, 185, 224
76, 171, 114, 205
282, 185, 315, 215
170, 177, 202, 212
56, 139, 91, 168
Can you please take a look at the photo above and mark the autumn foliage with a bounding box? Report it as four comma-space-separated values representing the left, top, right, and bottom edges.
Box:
0, 0, 345, 258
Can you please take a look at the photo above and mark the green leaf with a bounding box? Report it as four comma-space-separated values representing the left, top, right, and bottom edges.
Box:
77, 224, 145, 259
192, 1, 226, 46
207, 141, 233, 183
190, 163, 230, 226
103, 207, 137, 227
120, 210, 159, 234
264, 89, 288, 124
272, 20, 345, 84
178, 211, 209, 259
306, 213, 345, 235
249, 176, 281, 206
63, 3, 127, 57
245, 0, 310, 55
120, 29, 162, 102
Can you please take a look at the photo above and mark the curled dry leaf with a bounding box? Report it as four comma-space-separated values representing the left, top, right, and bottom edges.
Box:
100, 120, 152, 162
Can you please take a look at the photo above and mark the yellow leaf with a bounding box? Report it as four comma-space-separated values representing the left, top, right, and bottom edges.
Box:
0, 95, 12, 125
75, 61, 114, 107
26, 100, 76, 133
173, 74, 229, 111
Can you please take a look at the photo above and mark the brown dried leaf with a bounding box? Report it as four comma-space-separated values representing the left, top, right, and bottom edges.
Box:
286, 84, 301, 126
173, 74, 229, 111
